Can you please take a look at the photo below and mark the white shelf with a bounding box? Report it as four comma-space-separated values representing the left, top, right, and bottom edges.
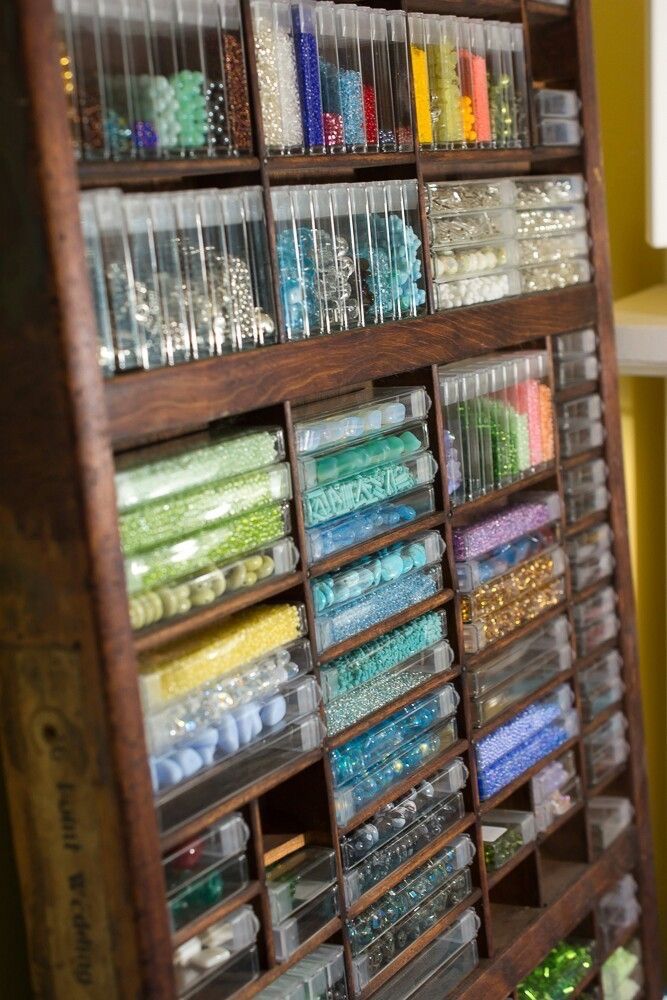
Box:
614, 283, 667, 376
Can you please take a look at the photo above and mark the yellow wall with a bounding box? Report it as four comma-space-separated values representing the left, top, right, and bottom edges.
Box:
591, 0, 667, 968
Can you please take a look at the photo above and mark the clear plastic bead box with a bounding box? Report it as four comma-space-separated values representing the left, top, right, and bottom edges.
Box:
425, 179, 516, 217
369, 908, 480, 1000
520, 258, 592, 294
602, 939, 643, 999
467, 614, 570, 698
156, 715, 325, 837
306, 485, 437, 564
584, 712, 629, 787
560, 393, 603, 427
428, 208, 517, 249
569, 544, 615, 592
461, 546, 566, 621
434, 268, 521, 310
566, 484, 610, 525
518, 230, 590, 267
482, 808, 536, 871
554, 327, 597, 357
266, 848, 337, 924
432, 238, 519, 279
555, 354, 600, 389
294, 387, 431, 457
174, 906, 261, 999
589, 796, 635, 855
115, 427, 285, 512
258, 944, 348, 1000
513, 175, 585, 208
164, 813, 250, 929
453, 492, 561, 562
535, 89, 581, 118
516, 203, 587, 237
273, 884, 339, 961
560, 420, 605, 458
534, 775, 582, 834
598, 875, 641, 951
564, 456, 607, 494
539, 118, 583, 146
351, 866, 474, 991
573, 586, 618, 656
457, 521, 561, 593
298, 421, 430, 491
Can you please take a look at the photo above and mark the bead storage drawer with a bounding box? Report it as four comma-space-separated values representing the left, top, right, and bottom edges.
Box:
602, 940, 644, 1000
563, 458, 610, 525
482, 808, 536, 872
82, 187, 276, 376
164, 812, 251, 932
475, 685, 579, 800
589, 796, 635, 856
519, 939, 595, 1000
598, 875, 641, 951
439, 351, 555, 506
331, 687, 460, 826
173, 904, 261, 999
266, 847, 337, 923
584, 712, 629, 787
273, 180, 426, 341
347, 834, 476, 991
311, 531, 445, 652
340, 756, 469, 904
56, 0, 254, 161
531, 750, 582, 834
254, 944, 348, 1000
369, 908, 480, 1000
321, 610, 455, 737
573, 586, 619, 657
579, 651, 624, 722
273, 883, 339, 961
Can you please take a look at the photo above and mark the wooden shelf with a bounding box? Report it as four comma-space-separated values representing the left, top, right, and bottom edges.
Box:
78, 155, 261, 188
105, 286, 597, 448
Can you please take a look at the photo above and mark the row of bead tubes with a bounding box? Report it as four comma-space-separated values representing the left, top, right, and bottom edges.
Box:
56, 0, 252, 160
409, 12, 527, 150
250, 0, 414, 155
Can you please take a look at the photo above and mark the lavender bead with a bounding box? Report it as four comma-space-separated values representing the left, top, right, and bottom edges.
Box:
452, 498, 557, 561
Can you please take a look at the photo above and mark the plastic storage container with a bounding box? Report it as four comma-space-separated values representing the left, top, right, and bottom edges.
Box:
273, 179, 426, 340
368, 909, 480, 1000
589, 796, 634, 854
598, 875, 641, 951
564, 466, 609, 525
555, 354, 600, 389
573, 585, 619, 656
452, 492, 561, 561
567, 523, 614, 592
553, 327, 597, 356
348, 835, 476, 990
539, 118, 582, 146
429, 207, 517, 248
311, 531, 445, 650
164, 813, 251, 931
535, 88, 581, 118
457, 520, 561, 592
516, 203, 587, 237
340, 758, 468, 903
173, 905, 260, 998
475, 685, 579, 800
579, 651, 624, 721
518, 230, 589, 267
331, 688, 460, 825
439, 351, 555, 505
461, 546, 567, 621
273, 884, 338, 961
426, 178, 516, 216
434, 267, 521, 310
255, 945, 348, 1000
534, 775, 582, 834
514, 175, 586, 209
483, 809, 536, 871
519, 939, 595, 999
531, 751, 582, 832
602, 940, 643, 1000
521, 258, 592, 294
584, 712, 629, 787
267, 848, 337, 923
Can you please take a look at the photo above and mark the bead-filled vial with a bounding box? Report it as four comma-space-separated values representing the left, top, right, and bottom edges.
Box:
292, 0, 325, 153
386, 11, 414, 151
251, 0, 304, 154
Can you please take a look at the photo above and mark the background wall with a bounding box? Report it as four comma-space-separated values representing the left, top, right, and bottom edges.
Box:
591, 0, 667, 971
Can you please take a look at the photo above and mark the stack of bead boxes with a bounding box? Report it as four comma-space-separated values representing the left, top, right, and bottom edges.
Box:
553, 328, 600, 390
589, 796, 634, 857
439, 351, 556, 507
518, 938, 595, 999
164, 812, 251, 933
293, 386, 437, 562
579, 649, 624, 723
367, 907, 481, 999
339, 757, 469, 905
573, 585, 619, 658
425, 175, 590, 310
82, 186, 277, 376
602, 940, 644, 1000
173, 902, 262, 997
254, 944, 348, 999
273, 180, 427, 340
514, 175, 591, 293
584, 711, 630, 789
559, 393, 605, 458
407, 15, 529, 151
482, 808, 536, 872
55, 0, 254, 161
563, 457, 610, 526
331, 686, 460, 826
474, 684, 579, 801
531, 750, 582, 834
452, 491, 568, 656
535, 87, 582, 147
251, 0, 414, 155
567, 522, 615, 594
346, 832, 476, 990
116, 427, 296, 631
266, 847, 338, 960
139, 601, 325, 834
